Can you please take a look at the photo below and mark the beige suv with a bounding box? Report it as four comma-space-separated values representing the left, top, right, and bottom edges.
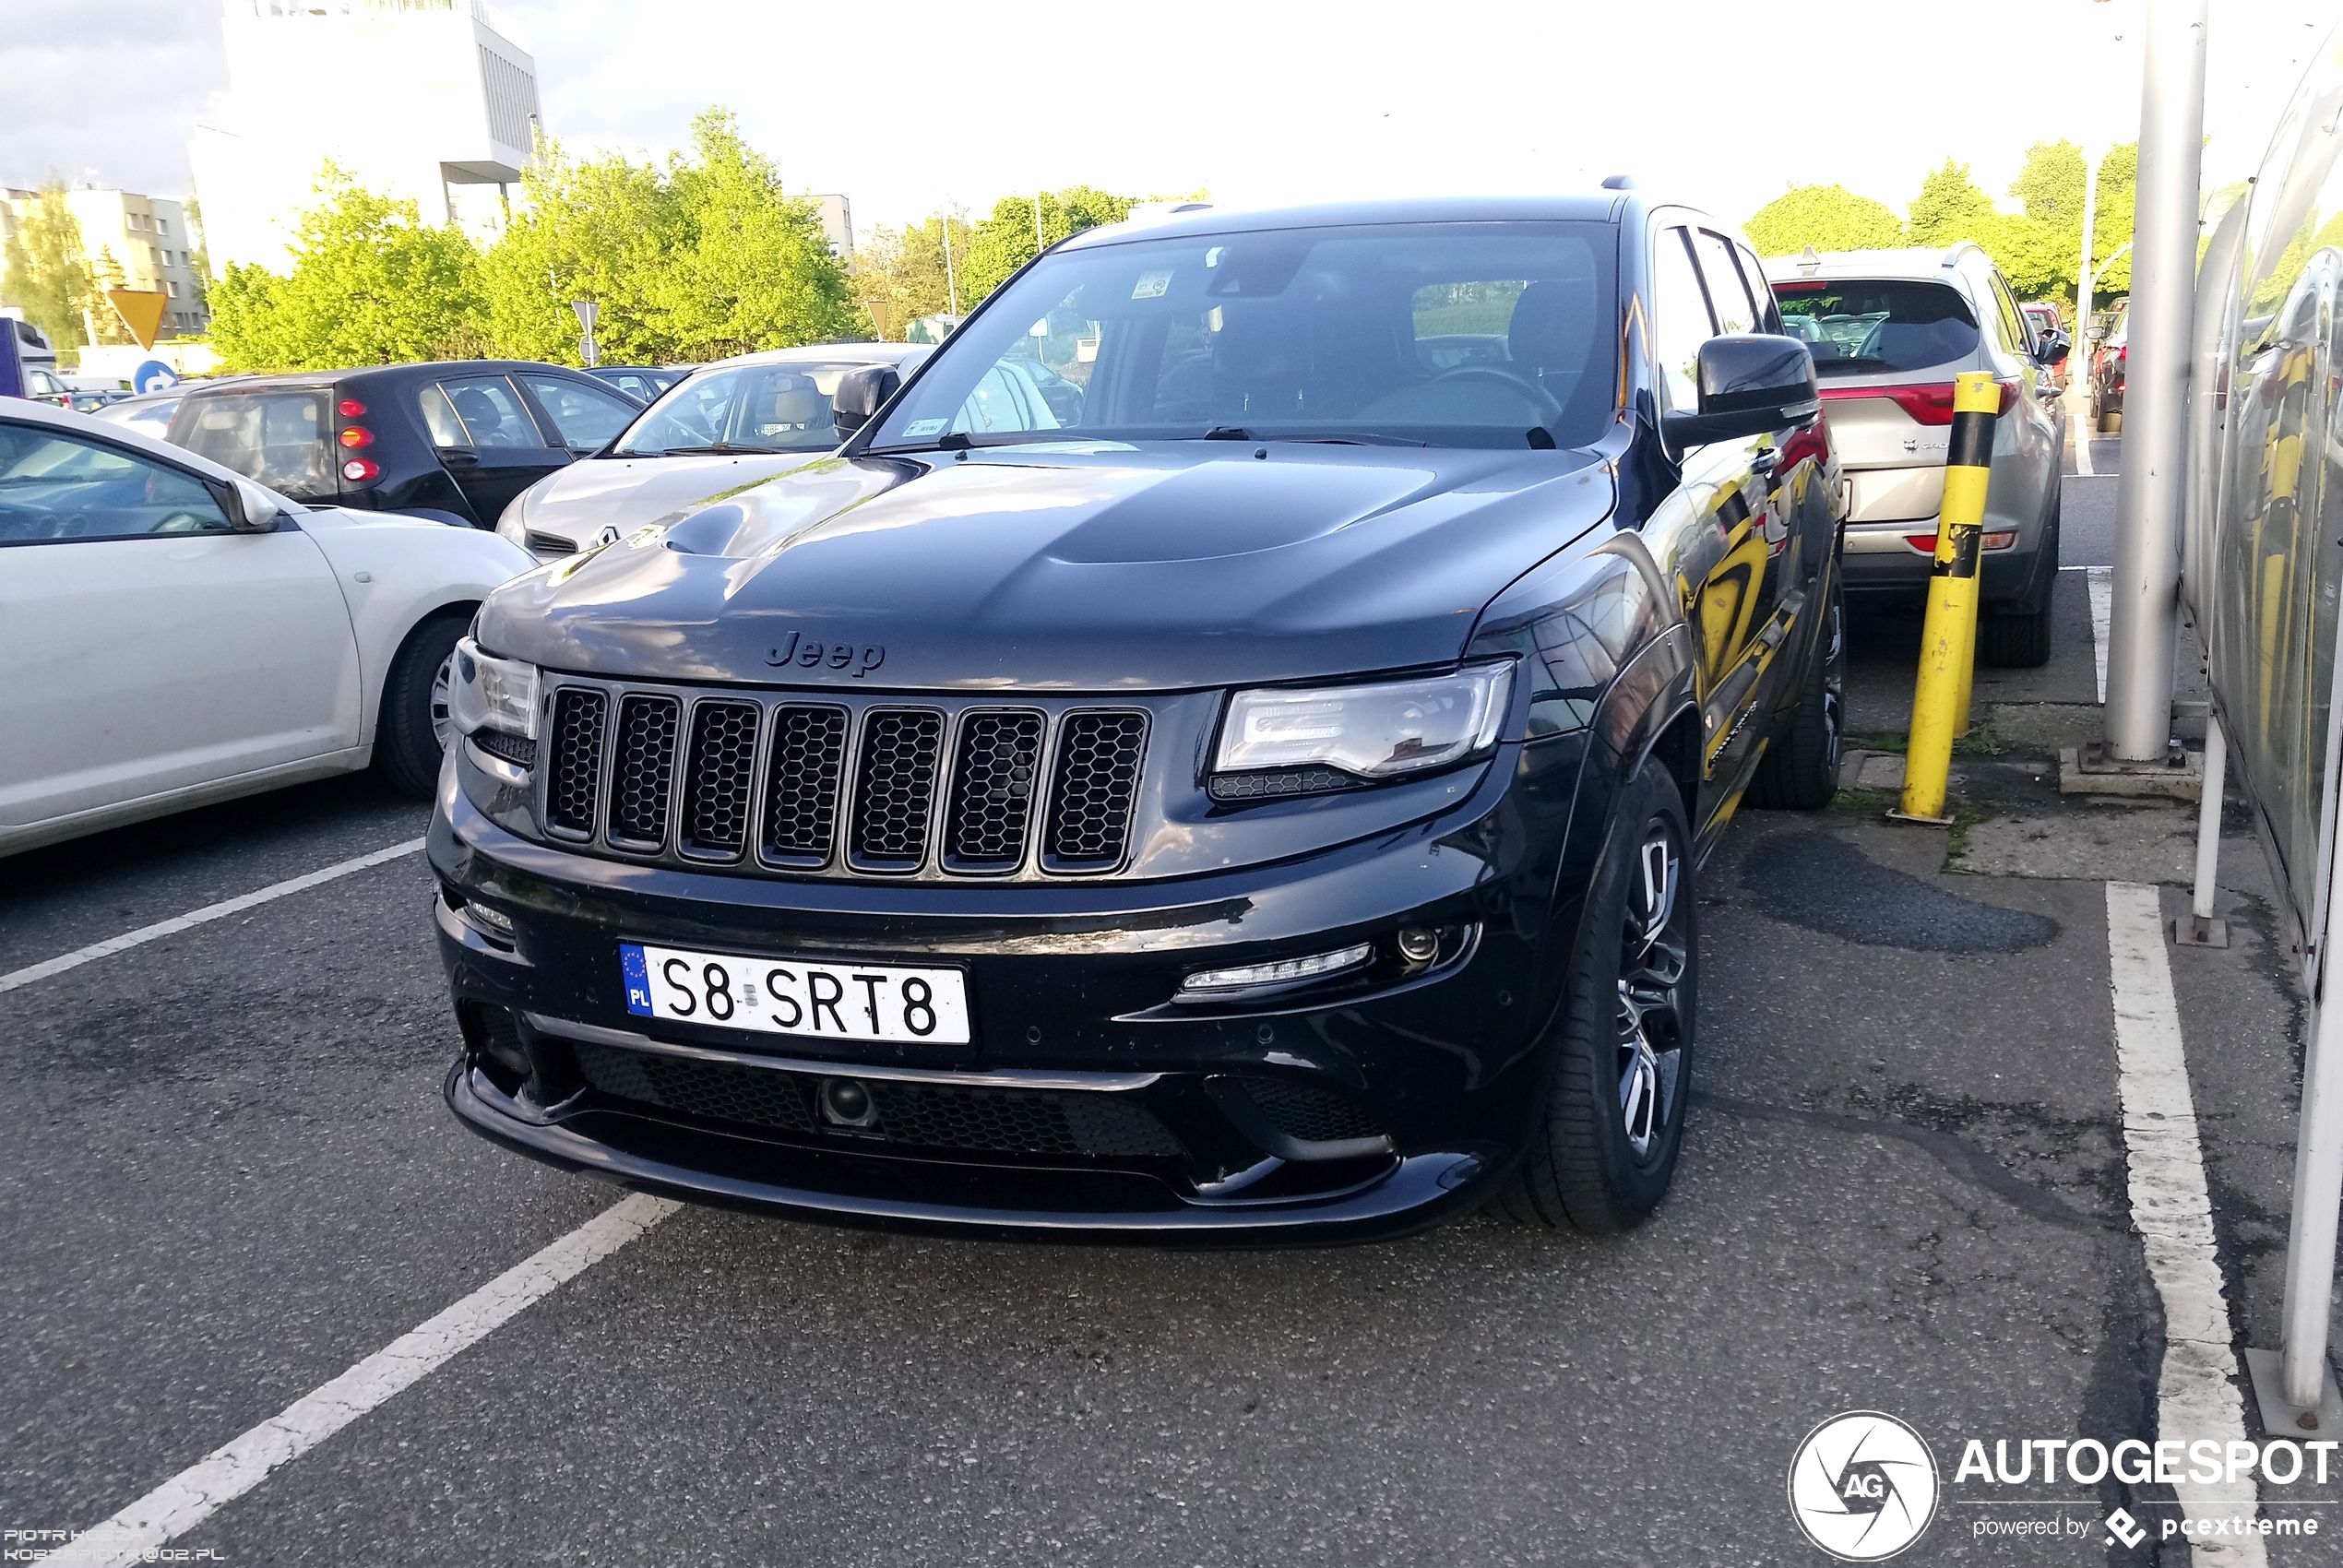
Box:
1764, 244, 2070, 665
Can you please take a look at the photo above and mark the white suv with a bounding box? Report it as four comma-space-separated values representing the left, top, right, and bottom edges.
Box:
1764, 244, 2070, 666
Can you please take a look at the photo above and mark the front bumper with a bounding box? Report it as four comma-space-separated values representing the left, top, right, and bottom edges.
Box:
430, 746, 1585, 1244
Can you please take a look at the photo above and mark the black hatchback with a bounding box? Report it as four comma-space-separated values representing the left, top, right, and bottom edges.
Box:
167, 361, 644, 529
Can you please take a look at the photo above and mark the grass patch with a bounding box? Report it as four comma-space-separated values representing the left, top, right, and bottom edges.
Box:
1944, 795, 2002, 862
1847, 725, 2014, 758
1830, 786, 1901, 818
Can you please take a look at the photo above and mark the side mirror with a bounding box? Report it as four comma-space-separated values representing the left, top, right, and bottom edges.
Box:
832, 363, 901, 440
215, 479, 280, 533
2086, 325, 2109, 343
2036, 331, 2071, 367
1661, 334, 1820, 451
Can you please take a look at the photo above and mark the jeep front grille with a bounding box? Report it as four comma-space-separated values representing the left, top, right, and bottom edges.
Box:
537, 681, 1148, 880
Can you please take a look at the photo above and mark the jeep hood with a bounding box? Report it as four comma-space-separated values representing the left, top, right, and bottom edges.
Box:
513, 451, 822, 549
477, 441, 1616, 692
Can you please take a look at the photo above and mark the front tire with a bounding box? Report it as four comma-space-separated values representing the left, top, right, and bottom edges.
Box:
1747, 565, 1844, 811
373, 610, 469, 798
1496, 756, 1696, 1232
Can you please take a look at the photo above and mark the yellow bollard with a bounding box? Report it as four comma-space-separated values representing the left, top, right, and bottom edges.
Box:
1895, 371, 2001, 825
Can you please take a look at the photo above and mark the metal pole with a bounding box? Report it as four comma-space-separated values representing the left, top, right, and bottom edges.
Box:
2280, 912, 2343, 1414
1895, 372, 2002, 826
943, 219, 958, 316
1034, 192, 1045, 257
2182, 716, 2227, 934
2103, 0, 2207, 761
2071, 144, 2099, 427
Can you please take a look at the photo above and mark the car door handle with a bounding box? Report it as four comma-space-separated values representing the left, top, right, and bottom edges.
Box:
440, 451, 481, 469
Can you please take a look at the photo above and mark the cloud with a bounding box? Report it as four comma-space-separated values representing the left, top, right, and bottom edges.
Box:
2, 0, 227, 196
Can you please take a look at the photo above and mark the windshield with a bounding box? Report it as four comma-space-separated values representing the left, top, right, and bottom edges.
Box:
866, 220, 1619, 452
614, 360, 877, 456
1768, 279, 1980, 376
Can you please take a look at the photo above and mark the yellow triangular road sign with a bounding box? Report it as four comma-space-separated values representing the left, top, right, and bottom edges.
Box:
107, 288, 170, 350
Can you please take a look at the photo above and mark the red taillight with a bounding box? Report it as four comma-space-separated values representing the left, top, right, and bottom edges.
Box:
337, 398, 367, 417
1904, 529, 2018, 553
2116, 345, 2127, 364
1819, 378, 2020, 423
339, 425, 374, 448
341, 457, 379, 482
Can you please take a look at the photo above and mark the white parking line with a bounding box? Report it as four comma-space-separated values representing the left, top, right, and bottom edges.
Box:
2077, 430, 2097, 477
2104, 883, 2266, 1562
0, 838, 423, 996
54, 1193, 680, 1568
2087, 565, 2113, 704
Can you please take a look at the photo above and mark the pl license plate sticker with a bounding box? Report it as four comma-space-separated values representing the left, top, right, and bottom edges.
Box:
620, 942, 971, 1046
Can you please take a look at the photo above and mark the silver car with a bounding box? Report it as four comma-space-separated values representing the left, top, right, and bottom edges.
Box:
1764, 244, 2069, 666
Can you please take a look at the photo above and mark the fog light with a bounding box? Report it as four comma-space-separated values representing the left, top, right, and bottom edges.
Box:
460, 901, 514, 942
1395, 927, 1441, 965
818, 1078, 880, 1128
1181, 943, 1372, 994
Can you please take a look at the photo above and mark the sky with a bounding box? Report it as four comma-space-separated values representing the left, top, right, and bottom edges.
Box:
1, 0, 2335, 237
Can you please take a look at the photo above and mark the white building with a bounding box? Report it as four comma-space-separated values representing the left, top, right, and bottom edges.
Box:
190, 0, 541, 276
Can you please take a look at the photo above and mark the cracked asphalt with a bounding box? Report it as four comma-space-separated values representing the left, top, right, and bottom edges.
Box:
4, 463, 2336, 1564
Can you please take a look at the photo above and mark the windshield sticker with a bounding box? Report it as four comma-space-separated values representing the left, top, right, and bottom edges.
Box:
1132, 270, 1172, 301
902, 418, 950, 437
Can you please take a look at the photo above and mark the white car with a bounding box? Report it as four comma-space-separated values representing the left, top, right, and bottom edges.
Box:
495, 344, 929, 561
0, 398, 533, 857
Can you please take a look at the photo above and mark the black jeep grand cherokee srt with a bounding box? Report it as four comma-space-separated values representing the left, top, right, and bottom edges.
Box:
432, 195, 1845, 1242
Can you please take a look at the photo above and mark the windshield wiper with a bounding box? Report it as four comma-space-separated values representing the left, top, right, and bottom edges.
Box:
651, 441, 789, 457
1196, 427, 1427, 447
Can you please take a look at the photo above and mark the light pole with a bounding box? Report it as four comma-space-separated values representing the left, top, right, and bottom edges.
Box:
2101, 0, 2206, 764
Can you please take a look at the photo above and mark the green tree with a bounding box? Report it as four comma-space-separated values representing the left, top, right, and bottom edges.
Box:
2004, 138, 2140, 301
478, 133, 684, 365
1742, 184, 1905, 256
1907, 159, 2000, 247
206, 167, 483, 371
850, 214, 974, 338
1, 185, 101, 351
958, 184, 1137, 303
651, 108, 857, 360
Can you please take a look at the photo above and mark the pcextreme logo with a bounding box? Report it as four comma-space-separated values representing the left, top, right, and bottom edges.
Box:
1788, 1410, 1942, 1561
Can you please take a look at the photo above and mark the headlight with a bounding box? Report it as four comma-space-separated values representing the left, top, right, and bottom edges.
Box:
1212, 662, 1514, 795
494, 494, 529, 551
449, 637, 539, 747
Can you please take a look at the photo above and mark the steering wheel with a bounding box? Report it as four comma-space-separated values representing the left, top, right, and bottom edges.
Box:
1425, 363, 1563, 421
0, 501, 56, 541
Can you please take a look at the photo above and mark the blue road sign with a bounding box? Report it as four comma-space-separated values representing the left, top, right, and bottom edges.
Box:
132, 360, 180, 394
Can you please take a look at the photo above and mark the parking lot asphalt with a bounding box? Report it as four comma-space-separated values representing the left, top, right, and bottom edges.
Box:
6, 462, 2336, 1564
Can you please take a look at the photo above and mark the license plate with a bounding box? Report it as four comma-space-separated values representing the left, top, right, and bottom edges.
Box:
620, 942, 970, 1046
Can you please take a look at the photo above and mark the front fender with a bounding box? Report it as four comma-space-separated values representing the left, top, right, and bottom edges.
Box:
295, 506, 535, 748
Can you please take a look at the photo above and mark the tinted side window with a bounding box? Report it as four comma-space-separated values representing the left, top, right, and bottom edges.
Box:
0, 422, 232, 542
173, 389, 333, 499
521, 374, 637, 450
1692, 231, 1758, 337
430, 376, 541, 448
1735, 244, 1782, 333
1651, 228, 1715, 411
1988, 274, 2031, 354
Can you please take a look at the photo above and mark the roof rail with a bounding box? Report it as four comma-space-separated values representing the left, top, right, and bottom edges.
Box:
1600, 173, 1639, 191
1939, 239, 1987, 268
1170, 201, 1212, 213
